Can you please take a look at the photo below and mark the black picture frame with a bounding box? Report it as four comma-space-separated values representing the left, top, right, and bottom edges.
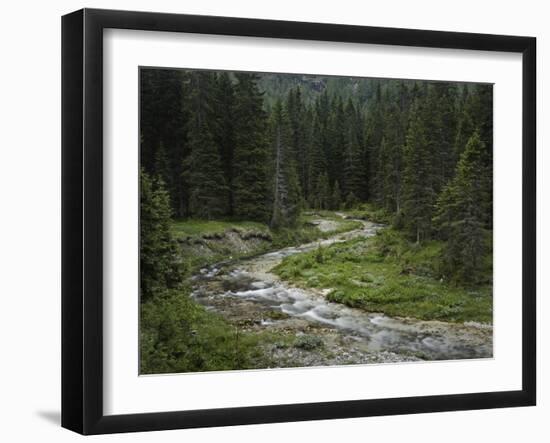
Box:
62, 8, 536, 435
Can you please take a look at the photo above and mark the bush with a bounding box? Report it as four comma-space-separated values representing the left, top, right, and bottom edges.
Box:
294, 335, 324, 350
140, 289, 261, 374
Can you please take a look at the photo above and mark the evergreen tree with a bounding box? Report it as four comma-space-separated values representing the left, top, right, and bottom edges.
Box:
331, 180, 342, 210
433, 83, 459, 187
314, 172, 331, 210
184, 72, 228, 219
140, 69, 189, 216
364, 82, 386, 203
140, 169, 182, 301
307, 116, 327, 208
434, 132, 488, 283
232, 73, 270, 221
453, 85, 493, 227
213, 72, 237, 215
300, 106, 314, 201
402, 103, 435, 243
378, 104, 404, 212
342, 99, 367, 200
286, 88, 309, 192
270, 100, 302, 228
345, 191, 359, 209
154, 141, 171, 190
329, 97, 346, 187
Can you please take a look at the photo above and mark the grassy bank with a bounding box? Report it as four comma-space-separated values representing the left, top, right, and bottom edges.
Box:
171, 213, 362, 273
141, 212, 362, 374
140, 287, 332, 374
340, 202, 394, 224
273, 228, 493, 324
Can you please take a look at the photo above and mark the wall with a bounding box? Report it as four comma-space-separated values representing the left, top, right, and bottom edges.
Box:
0, 0, 546, 441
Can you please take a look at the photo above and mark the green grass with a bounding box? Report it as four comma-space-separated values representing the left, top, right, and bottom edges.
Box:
271, 214, 362, 248
340, 202, 394, 224
273, 229, 493, 324
140, 288, 293, 374
140, 287, 329, 374
171, 219, 268, 240
171, 212, 362, 275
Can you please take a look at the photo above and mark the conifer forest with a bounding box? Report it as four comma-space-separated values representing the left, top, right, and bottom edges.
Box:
140, 68, 493, 374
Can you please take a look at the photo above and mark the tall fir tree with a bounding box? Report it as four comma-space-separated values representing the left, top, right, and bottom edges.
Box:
364, 82, 386, 204
270, 100, 302, 228
140, 69, 189, 216
433, 132, 488, 283
378, 104, 404, 212
331, 180, 342, 210
307, 115, 327, 208
140, 169, 182, 301
402, 102, 435, 242
184, 72, 228, 219
341, 99, 367, 202
328, 97, 346, 187
314, 172, 331, 210
232, 73, 270, 221
212, 72, 237, 215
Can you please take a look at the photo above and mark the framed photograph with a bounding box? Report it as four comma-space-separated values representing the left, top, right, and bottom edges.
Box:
62, 8, 536, 435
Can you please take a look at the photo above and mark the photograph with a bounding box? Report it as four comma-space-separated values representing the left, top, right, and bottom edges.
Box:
139, 68, 494, 375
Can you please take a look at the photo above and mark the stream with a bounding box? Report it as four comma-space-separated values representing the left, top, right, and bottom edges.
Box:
191, 217, 493, 368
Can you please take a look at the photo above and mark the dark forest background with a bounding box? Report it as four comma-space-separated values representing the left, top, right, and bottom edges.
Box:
140, 69, 492, 285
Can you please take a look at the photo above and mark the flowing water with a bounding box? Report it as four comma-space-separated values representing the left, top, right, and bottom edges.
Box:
192, 217, 493, 367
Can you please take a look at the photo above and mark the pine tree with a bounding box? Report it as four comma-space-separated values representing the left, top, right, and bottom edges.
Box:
331, 180, 342, 210
232, 73, 270, 221
213, 72, 237, 215
342, 99, 367, 200
183, 72, 228, 219
364, 82, 386, 203
329, 97, 346, 187
307, 116, 327, 208
300, 106, 314, 201
434, 132, 487, 283
314, 172, 331, 210
402, 103, 435, 243
452, 85, 493, 227
140, 69, 189, 216
140, 169, 182, 301
378, 104, 404, 212
434, 83, 459, 187
154, 141, 171, 190
286, 88, 308, 192
270, 100, 302, 228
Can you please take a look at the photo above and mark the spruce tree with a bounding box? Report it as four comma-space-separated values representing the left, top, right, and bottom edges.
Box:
364, 82, 386, 204
314, 172, 331, 210
331, 180, 342, 210
402, 103, 435, 243
329, 97, 346, 187
270, 100, 302, 228
140, 69, 189, 216
286, 87, 308, 193
140, 169, 182, 301
342, 99, 367, 201
307, 116, 327, 208
378, 104, 404, 213
183, 72, 228, 219
434, 132, 487, 283
232, 73, 270, 221
213, 72, 237, 215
